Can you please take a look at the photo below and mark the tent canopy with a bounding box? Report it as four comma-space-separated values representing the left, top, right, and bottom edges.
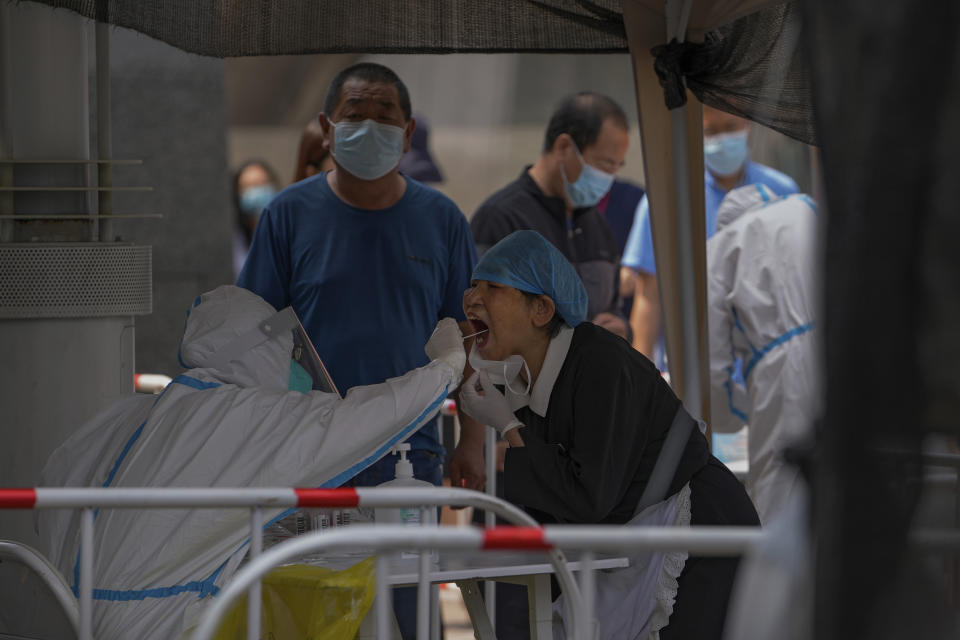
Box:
39, 0, 773, 55
25, 0, 814, 420
38, 0, 813, 143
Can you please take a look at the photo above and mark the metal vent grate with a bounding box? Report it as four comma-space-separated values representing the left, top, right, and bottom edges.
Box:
0, 244, 152, 318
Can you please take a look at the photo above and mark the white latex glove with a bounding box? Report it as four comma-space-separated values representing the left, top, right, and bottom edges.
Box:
424, 317, 466, 379
459, 370, 524, 435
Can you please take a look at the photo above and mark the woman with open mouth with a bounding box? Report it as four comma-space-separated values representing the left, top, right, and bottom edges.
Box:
459, 230, 759, 640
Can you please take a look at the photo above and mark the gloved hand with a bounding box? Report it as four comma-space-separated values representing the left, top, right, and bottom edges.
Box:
459, 370, 523, 435
425, 317, 466, 378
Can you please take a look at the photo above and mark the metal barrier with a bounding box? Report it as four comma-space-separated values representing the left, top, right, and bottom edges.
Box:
0, 539, 80, 636
0, 486, 585, 640
192, 524, 765, 640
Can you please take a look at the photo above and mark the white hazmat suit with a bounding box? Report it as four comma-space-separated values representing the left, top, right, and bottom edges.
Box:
707, 186, 820, 523
37, 285, 464, 639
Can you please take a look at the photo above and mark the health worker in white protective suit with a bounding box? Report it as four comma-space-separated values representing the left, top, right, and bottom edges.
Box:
37, 285, 466, 640
707, 184, 821, 523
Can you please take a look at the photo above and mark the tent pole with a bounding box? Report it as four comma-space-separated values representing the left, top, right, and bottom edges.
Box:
624, 0, 710, 432
669, 106, 702, 420
664, 0, 703, 420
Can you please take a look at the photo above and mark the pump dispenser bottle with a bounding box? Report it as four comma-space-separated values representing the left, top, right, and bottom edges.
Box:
374, 443, 437, 527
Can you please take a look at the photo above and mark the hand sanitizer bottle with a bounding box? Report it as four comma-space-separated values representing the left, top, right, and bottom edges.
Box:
374, 443, 438, 559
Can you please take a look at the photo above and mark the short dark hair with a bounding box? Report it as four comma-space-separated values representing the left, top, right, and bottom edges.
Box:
323, 62, 412, 121
521, 291, 566, 338
542, 92, 628, 153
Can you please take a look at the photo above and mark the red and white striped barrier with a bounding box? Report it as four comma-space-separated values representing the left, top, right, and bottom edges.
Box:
133, 373, 172, 394
0, 486, 585, 640
0, 486, 553, 517
192, 524, 764, 640
0, 487, 768, 640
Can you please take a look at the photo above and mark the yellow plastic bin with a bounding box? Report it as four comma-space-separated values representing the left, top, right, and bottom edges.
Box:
214, 556, 375, 640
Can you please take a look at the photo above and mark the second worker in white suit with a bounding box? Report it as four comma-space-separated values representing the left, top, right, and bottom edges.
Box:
707, 185, 821, 523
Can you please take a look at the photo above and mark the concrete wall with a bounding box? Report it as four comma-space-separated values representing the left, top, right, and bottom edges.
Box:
109, 29, 233, 376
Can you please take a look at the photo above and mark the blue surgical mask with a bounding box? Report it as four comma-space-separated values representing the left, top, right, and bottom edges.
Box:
239, 185, 276, 218
289, 359, 313, 394
704, 130, 749, 177
332, 119, 406, 181
561, 142, 615, 208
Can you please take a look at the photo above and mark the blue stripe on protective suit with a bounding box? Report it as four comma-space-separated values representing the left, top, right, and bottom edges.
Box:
170, 374, 221, 391
92, 571, 222, 601
327, 390, 446, 488
102, 377, 217, 489
73, 375, 223, 598
103, 421, 146, 489
723, 318, 750, 421
225, 388, 450, 562
724, 378, 749, 422
756, 184, 771, 203
743, 322, 815, 381
101, 377, 213, 490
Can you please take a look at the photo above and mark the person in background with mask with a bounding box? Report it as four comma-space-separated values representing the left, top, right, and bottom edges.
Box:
291, 119, 335, 183
232, 159, 280, 277
597, 178, 646, 319
621, 105, 799, 363
37, 285, 467, 640
459, 231, 759, 640
397, 112, 444, 183
470, 92, 632, 342
237, 62, 481, 640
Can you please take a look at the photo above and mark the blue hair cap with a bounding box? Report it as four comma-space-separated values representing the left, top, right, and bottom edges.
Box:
472, 230, 588, 327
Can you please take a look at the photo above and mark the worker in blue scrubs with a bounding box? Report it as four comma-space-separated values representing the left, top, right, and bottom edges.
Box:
621, 105, 799, 365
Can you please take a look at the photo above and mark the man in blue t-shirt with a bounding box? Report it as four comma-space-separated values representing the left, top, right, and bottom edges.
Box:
622, 105, 799, 364
239, 62, 478, 477
238, 63, 478, 638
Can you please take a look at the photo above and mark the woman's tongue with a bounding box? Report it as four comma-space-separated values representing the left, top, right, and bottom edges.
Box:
472, 320, 489, 347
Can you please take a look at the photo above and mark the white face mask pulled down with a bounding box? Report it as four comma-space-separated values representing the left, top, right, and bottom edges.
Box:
467, 343, 532, 409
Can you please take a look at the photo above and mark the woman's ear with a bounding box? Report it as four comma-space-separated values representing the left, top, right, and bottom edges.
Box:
531, 295, 556, 329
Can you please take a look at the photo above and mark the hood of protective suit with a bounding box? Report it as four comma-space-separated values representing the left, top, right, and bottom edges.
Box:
715, 183, 777, 231
179, 285, 291, 389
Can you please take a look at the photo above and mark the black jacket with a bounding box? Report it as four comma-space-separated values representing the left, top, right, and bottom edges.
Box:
471, 169, 626, 322
504, 323, 707, 524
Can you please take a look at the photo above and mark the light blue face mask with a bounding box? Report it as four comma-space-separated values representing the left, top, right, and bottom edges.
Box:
239, 185, 276, 218
332, 119, 406, 181
289, 359, 313, 394
561, 142, 616, 208
704, 130, 749, 177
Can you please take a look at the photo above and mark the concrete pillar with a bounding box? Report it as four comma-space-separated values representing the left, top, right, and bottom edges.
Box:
0, 3, 148, 554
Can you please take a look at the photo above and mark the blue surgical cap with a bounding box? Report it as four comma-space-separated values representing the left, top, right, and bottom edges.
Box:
472, 230, 588, 327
